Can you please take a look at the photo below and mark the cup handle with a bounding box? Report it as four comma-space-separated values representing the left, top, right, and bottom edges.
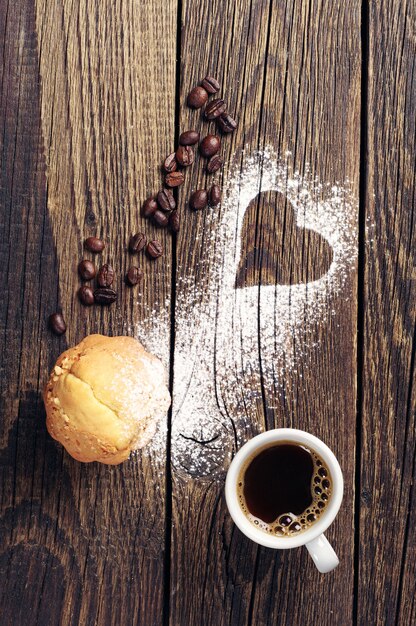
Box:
305, 534, 339, 573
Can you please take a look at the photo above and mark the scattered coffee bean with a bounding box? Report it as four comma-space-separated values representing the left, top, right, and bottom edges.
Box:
129, 232, 147, 253
189, 189, 208, 210
205, 98, 227, 120
179, 130, 200, 146
199, 134, 221, 158
157, 188, 176, 211
176, 145, 194, 167
217, 113, 238, 133
187, 86, 208, 108
141, 198, 158, 218
201, 76, 220, 94
48, 312, 66, 335
67, 73, 238, 310
146, 240, 163, 259
78, 285, 95, 306
126, 266, 143, 286
97, 263, 115, 287
94, 287, 117, 305
78, 259, 96, 281
169, 210, 180, 233
163, 153, 177, 173
209, 184, 221, 206
206, 154, 223, 174
165, 171, 185, 187
153, 209, 169, 227
84, 237, 105, 253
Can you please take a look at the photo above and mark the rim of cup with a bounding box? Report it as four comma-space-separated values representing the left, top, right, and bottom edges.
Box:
225, 428, 344, 549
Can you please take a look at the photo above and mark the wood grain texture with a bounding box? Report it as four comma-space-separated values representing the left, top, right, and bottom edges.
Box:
1, 0, 176, 624
169, 1, 360, 624
1, 0, 416, 624
358, 1, 416, 624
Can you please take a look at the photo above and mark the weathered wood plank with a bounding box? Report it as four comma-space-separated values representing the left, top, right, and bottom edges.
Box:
170, 1, 360, 624
0, 0, 176, 624
3, 0, 415, 624
358, 1, 416, 624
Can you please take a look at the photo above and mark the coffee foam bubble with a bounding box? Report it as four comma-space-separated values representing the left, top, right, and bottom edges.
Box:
237, 449, 332, 536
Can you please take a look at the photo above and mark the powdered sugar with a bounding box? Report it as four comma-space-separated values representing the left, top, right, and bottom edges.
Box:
137, 148, 358, 479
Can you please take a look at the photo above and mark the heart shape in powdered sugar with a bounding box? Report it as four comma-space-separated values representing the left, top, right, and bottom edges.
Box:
235, 190, 333, 288
216, 149, 357, 309
146, 149, 357, 480
212, 149, 357, 443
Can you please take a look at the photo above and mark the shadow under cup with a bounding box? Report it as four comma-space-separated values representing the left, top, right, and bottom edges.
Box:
225, 429, 343, 571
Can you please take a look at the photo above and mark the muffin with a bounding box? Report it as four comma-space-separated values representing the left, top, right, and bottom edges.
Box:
44, 334, 170, 464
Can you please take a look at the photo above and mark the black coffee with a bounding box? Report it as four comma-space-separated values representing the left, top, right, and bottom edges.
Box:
238, 442, 332, 536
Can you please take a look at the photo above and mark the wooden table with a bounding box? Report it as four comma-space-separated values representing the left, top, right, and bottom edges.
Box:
1, 1, 415, 624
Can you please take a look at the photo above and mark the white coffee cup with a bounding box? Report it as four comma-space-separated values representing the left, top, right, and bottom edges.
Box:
225, 428, 343, 573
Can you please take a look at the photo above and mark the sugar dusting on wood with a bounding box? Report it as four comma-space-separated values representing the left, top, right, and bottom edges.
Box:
135, 148, 358, 478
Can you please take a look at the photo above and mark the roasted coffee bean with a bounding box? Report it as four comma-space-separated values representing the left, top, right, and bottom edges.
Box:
78, 286, 95, 306
48, 312, 66, 335
141, 198, 158, 218
146, 240, 163, 259
209, 184, 221, 206
199, 134, 221, 158
189, 189, 208, 210
169, 210, 180, 233
165, 171, 185, 187
157, 188, 176, 211
153, 209, 169, 227
206, 154, 223, 173
129, 232, 147, 253
126, 266, 143, 286
179, 130, 200, 146
78, 259, 96, 281
163, 153, 177, 173
205, 98, 227, 120
94, 287, 117, 305
97, 263, 114, 287
217, 113, 238, 133
176, 145, 194, 167
84, 236, 105, 253
187, 86, 208, 108
201, 76, 220, 94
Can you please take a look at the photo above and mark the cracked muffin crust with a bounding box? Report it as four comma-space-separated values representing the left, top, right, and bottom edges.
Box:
44, 334, 171, 464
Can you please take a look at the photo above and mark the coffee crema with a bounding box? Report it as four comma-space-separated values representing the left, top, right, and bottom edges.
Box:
237, 442, 332, 536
